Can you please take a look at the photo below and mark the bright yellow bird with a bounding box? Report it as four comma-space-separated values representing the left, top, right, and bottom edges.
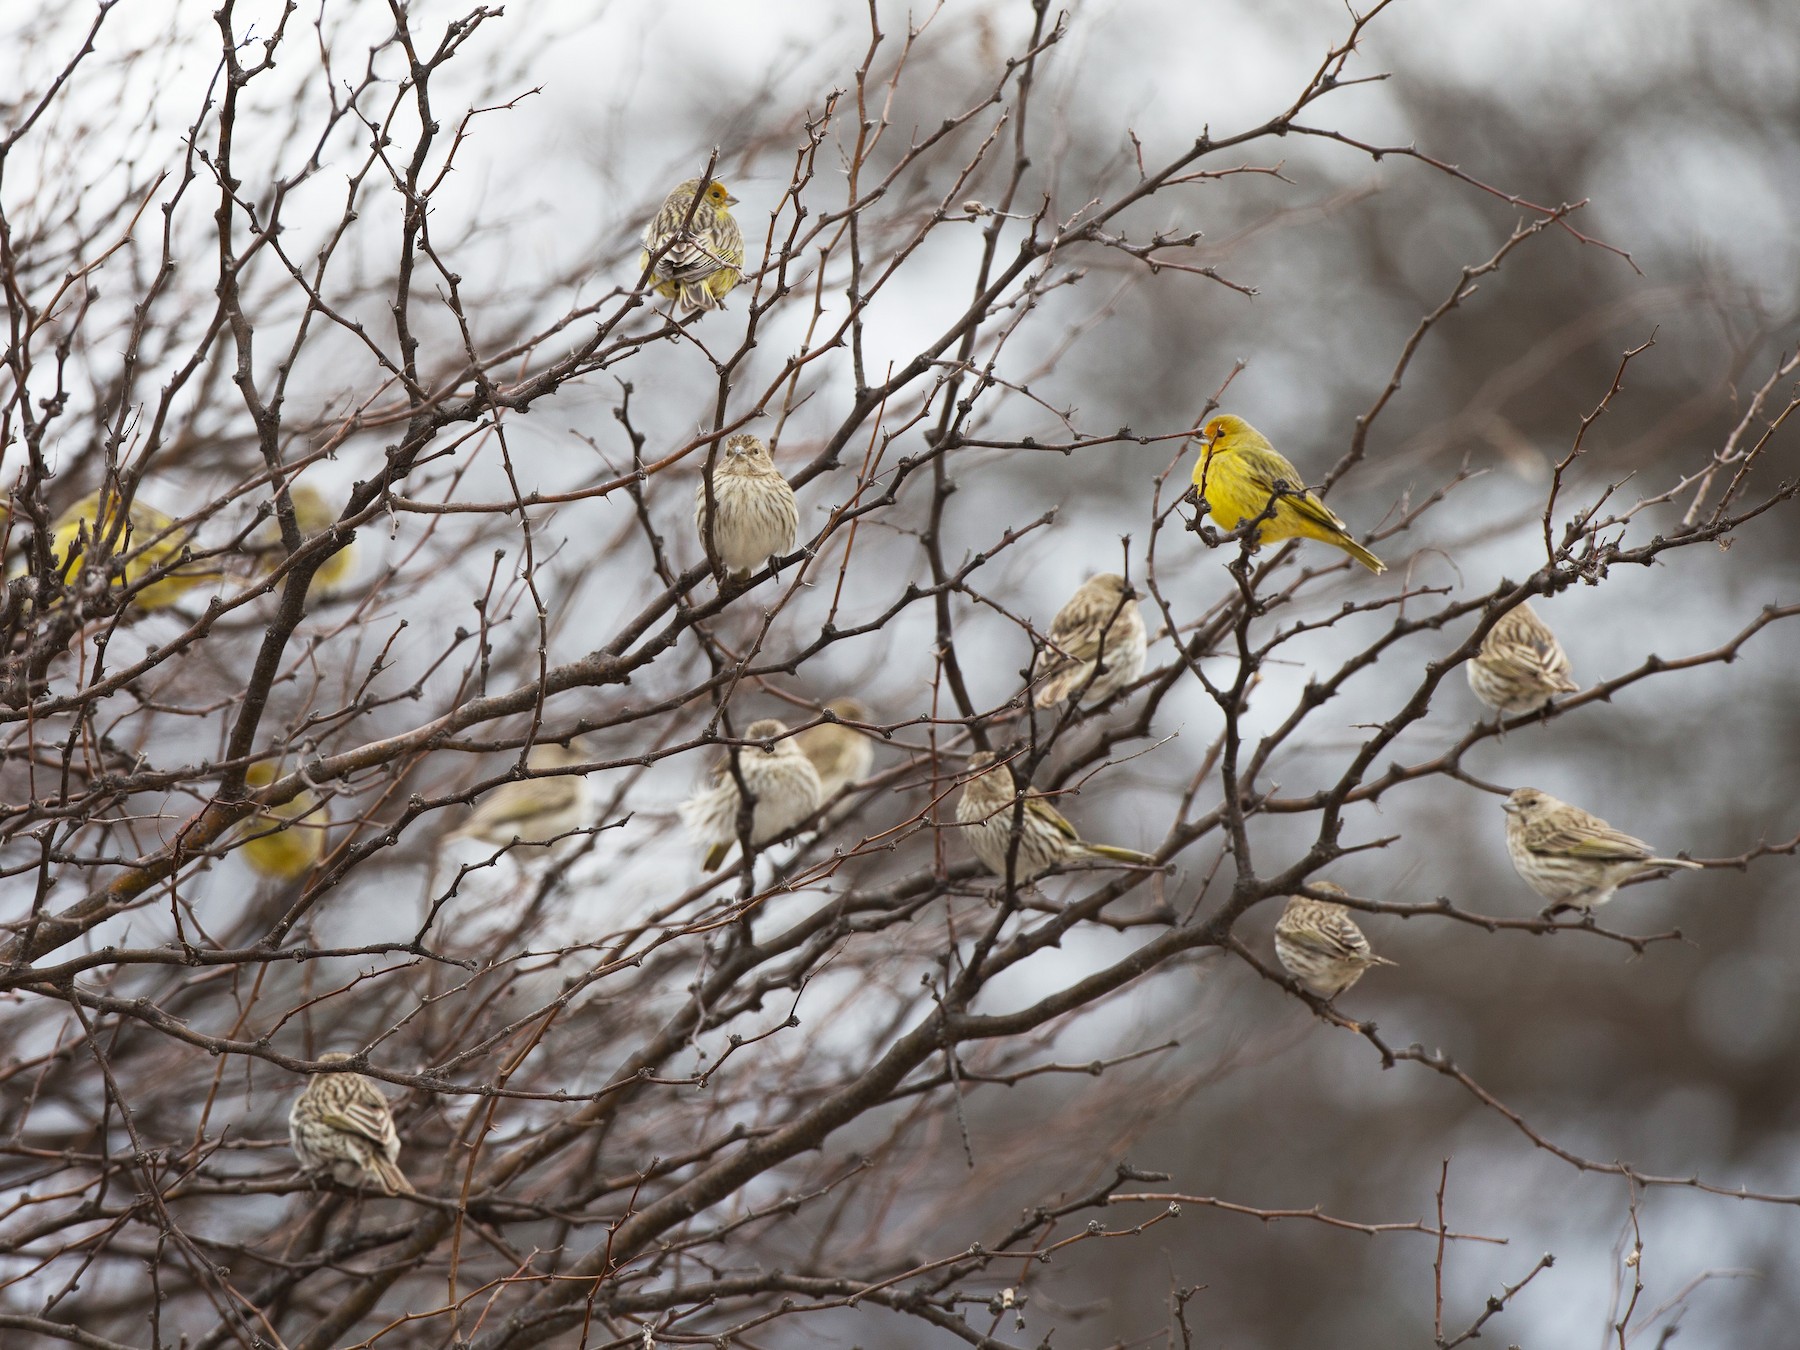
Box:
1190, 415, 1386, 574
46, 491, 212, 609
235, 761, 326, 881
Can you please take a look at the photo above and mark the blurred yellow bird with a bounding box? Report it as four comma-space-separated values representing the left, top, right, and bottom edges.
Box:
265, 483, 356, 592
45, 490, 211, 609
235, 761, 326, 881
1190, 415, 1385, 574
639, 177, 744, 313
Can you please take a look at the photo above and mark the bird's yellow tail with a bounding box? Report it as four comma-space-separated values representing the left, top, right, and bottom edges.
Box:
1337, 536, 1386, 574
1081, 843, 1158, 866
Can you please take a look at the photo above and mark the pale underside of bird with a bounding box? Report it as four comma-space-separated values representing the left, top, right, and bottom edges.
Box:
682, 719, 825, 871
694, 435, 799, 580
288, 1053, 412, 1195
1033, 573, 1148, 707
954, 751, 1157, 883
1502, 786, 1701, 911
1273, 883, 1395, 999
1467, 600, 1578, 715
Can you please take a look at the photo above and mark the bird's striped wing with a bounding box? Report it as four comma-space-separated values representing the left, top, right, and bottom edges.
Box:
1523, 811, 1651, 861
1026, 797, 1081, 843
321, 1095, 397, 1150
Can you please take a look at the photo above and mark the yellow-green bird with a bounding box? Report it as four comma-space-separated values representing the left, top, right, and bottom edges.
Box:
1190, 415, 1385, 574
259, 483, 356, 593
234, 761, 327, 881
44, 490, 211, 609
639, 177, 744, 313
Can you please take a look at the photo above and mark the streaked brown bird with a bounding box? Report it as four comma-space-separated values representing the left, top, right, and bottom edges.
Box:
638, 176, 744, 312
1274, 882, 1395, 998
1503, 787, 1701, 911
1467, 601, 1577, 715
795, 699, 875, 801
288, 1053, 412, 1195
694, 434, 799, 580
446, 742, 591, 847
1033, 573, 1148, 707
682, 719, 825, 871
955, 751, 1156, 883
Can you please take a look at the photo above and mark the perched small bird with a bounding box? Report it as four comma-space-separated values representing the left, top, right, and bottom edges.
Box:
1033, 573, 1148, 707
639, 176, 744, 312
1190, 415, 1385, 573
45, 490, 210, 609
795, 698, 875, 800
235, 761, 326, 881
694, 434, 798, 580
288, 1053, 412, 1195
446, 742, 592, 847
1274, 882, 1395, 998
1503, 787, 1701, 911
682, 718, 825, 872
955, 751, 1156, 883
1466, 600, 1577, 716
254, 482, 356, 592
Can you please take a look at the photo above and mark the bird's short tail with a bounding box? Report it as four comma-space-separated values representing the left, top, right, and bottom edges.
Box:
1081, 843, 1159, 866
703, 841, 731, 872
1646, 857, 1703, 872
1338, 536, 1387, 574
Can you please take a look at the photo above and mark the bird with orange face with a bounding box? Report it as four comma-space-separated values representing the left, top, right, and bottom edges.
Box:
1190, 415, 1385, 573
639, 177, 744, 312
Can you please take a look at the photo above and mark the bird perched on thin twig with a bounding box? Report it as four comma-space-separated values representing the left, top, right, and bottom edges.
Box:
795, 699, 875, 801
42, 489, 212, 609
445, 742, 591, 848
639, 176, 744, 312
288, 1053, 413, 1195
955, 751, 1157, 883
234, 761, 326, 881
1033, 573, 1147, 707
694, 434, 798, 580
1466, 600, 1578, 716
1274, 882, 1395, 998
1502, 787, 1701, 913
682, 719, 824, 872
1190, 415, 1385, 573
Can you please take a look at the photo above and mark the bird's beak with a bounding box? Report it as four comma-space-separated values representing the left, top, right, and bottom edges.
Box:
725, 192, 740, 207
1501, 798, 1520, 815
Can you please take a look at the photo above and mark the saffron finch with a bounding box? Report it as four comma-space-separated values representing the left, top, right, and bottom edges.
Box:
681, 719, 824, 872
1467, 601, 1577, 715
1033, 573, 1147, 707
235, 761, 326, 881
288, 1053, 412, 1194
795, 699, 875, 800
955, 751, 1156, 883
446, 742, 592, 847
1503, 787, 1700, 912
1191, 415, 1385, 573
46, 490, 210, 609
639, 177, 744, 312
694, 434, 798, 580
1273, 882, 1394, 998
